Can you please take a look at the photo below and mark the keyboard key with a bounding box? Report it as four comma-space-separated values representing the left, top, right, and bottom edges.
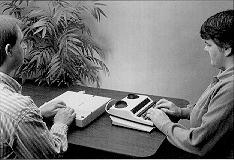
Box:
137, 101, 156, 117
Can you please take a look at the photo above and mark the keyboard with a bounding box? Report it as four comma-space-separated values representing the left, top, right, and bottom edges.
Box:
105, 94, 155, 126
137, 101, 156, 120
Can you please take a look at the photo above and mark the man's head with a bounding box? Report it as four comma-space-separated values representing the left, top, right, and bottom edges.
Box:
200, 10, 233, 69
0, 15, 24, 73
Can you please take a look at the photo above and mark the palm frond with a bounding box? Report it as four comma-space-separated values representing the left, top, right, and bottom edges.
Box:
5, 0, 108, 87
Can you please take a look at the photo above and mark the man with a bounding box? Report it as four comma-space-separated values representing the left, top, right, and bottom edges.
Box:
0, 15, 76, 158
146, 10, 233, 158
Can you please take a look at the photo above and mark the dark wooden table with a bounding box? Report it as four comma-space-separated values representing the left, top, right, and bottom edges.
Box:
22, 83, 189, 158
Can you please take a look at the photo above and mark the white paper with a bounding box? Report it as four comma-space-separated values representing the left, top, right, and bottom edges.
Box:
110, 115, 155, 132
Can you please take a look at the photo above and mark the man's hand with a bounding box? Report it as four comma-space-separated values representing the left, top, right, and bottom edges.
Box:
155, 99, 182, 118
39, 100, 67, 118
146, 108, 171, 130
54, 107, 76, 126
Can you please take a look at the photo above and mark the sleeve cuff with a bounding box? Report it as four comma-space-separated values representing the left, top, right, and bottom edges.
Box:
50, 123, 68, 152
159, 121, 173, 135
50, 123, 68, 136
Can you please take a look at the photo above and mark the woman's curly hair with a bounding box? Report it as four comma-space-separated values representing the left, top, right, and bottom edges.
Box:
200, 10, 233, 52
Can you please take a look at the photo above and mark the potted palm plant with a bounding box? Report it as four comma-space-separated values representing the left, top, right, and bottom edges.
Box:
1, 0, 109, 87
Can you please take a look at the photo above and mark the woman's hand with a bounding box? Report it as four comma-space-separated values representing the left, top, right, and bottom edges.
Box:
39, 100, 67, 118
146, 108, 171, 130
155, 99, 182, 118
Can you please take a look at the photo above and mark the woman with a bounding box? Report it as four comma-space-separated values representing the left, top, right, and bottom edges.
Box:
146, 9, 233, 158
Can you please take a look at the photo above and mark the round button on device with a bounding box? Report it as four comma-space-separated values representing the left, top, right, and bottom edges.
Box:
115, 100, 127, 108
127, 93, 139, 99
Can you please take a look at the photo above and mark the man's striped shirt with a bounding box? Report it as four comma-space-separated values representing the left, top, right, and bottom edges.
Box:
0, 72, 68, 159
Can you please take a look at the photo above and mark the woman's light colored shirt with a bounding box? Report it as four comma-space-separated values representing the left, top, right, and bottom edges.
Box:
160, 67, 234, 158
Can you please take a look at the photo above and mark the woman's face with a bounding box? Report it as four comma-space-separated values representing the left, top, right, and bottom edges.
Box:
204, 39, 225, 69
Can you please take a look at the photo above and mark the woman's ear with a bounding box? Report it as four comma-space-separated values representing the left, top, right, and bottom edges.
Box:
5, 44, 13, 57
224, 47, 232, 57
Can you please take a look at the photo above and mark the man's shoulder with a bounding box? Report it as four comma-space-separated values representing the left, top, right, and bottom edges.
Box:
0, 86, 37, 117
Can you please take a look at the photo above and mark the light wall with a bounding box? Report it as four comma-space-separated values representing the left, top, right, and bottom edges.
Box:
95, 1, 233, 104
0, 1, 232, 104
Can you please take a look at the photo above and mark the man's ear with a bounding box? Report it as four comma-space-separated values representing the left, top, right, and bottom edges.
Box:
5, 44, 13, 57
224, 47, 232, 57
